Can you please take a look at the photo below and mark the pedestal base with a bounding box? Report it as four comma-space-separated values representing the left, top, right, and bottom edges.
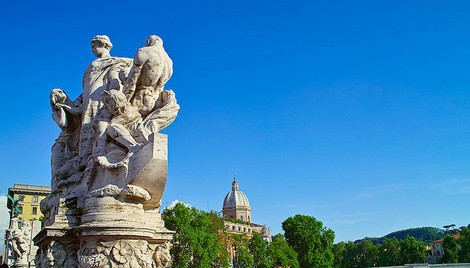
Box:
34, 134, 174, 268
34, 200, 173, 268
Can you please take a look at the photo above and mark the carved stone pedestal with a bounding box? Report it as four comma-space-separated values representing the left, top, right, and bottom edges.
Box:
34, 134, 174, 268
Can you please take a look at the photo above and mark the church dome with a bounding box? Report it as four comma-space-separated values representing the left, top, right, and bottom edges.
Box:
223, 177, 251, 209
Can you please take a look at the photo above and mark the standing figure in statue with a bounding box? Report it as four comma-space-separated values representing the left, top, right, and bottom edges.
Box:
80, 35, 132, 163
123, 35, 173, 116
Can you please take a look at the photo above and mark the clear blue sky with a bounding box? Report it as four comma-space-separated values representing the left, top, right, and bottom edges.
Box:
1, 0, 470, 243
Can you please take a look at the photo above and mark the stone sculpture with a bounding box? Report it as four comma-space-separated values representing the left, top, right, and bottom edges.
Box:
35, 34, 179, 268
123, 35, 173, 116
6, 218, 31, 266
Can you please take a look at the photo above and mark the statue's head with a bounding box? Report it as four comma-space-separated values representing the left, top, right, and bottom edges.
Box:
103, 90, 128, 115
146, 35, 163, 47
50, 88, 67, 107
91, 35, 113, 57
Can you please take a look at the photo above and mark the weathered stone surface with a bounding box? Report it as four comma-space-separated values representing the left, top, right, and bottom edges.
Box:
35, 34, 178, 267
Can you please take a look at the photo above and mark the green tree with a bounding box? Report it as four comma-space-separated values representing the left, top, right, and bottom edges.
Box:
346, 242, 360, 268
459, 227, 470, 263
355, 240, 379, 267
249, 232, 272, 268
282, 214, 335, 268
332, 242, 346, 267
232, 235, 254, 268
163, 203, 229, 268
383, 227, 444, 243
268, 234, 299, 268
441, 235, 459, 263
378, 238, 401, 266
335, 240, 379, 268
399, 235, 427, 264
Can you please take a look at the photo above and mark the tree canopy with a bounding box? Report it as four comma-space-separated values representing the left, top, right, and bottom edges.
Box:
357, 227, 444, 244
163, 202, 229, 268
163, 202, 468, 268
282, 214, 335, 268
333, 236, 428, 267
268, 234, 299, 268
249, 232, 272, 268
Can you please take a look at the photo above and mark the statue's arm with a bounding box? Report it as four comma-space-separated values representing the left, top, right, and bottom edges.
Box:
123, 49, 146, 100
52, 106, 68, 129
59, 94, 84, 116
57, 104, 82, 116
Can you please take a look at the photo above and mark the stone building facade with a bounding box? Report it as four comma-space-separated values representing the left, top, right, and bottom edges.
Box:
7, 184, 50, 221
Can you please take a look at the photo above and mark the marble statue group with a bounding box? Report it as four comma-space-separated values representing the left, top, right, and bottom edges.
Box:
34, 35, 179, 268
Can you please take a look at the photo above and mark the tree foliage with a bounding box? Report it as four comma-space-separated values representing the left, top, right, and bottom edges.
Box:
333, 240, 379, 268
357, 227, 444, 244
356, 240, 379, 267
163, 203, 229, 268
384, 227, 444, 243
378, 238, 400, 266
163, 202, 466, 268
441, 235, 459, 263
232, 234, 254, 268
282, 214, 335, 268
332, 242, 346, 268
249, 232, 272, 268
458, 227, 470, 263
399, 235, 427, 264
268, 234, 299, 268
333, 236, 428, 267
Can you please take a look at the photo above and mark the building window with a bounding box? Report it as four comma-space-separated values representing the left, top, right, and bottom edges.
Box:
238, 227, 241, 231
240, 215, 244, 221
32, 207, 38, 215
33, 195, 39, 202
232, 226, 235, 230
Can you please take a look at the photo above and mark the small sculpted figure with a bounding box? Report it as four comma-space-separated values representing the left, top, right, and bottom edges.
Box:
153, 242, 172, 268
102, 90, 146, 154
123, 35, 173, 116
50, 88, 81, 190
8, 218, 31, 264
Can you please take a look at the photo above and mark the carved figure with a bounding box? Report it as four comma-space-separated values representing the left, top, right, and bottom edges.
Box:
102, 90, 146, 154
8, 218, 31, 264
153, 242, 172, 268
47, 35, 178, 182
123, 35, 173, 116
50, 88, 82, 189
80, 35, 132, 163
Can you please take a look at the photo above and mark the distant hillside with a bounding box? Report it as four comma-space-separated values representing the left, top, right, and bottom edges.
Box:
357, 227, 445, 244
